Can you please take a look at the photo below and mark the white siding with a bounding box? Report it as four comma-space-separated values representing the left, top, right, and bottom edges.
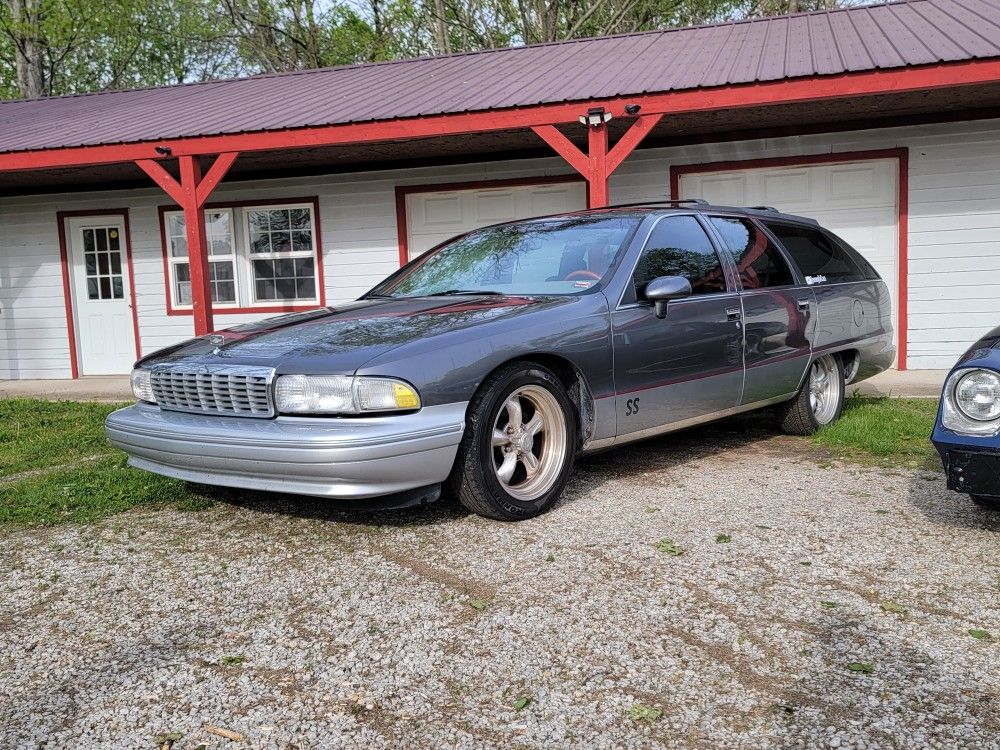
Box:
2, 117, 1000, 376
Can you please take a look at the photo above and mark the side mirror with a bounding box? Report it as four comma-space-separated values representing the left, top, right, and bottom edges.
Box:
643, 275, 692, 319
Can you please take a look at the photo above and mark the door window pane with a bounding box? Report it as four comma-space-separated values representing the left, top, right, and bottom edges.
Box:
82, 226, 126, 301
709, 217, 795, 290
765, 222, 867, 283
633, 215, 726, 297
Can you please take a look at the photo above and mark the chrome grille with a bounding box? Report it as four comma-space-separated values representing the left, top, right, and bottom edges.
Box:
150, 365, 275, 418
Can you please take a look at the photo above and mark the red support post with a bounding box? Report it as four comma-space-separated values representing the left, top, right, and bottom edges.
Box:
178, 155, 215, 335
135, 152, 239, 336
587, 123, 609, 208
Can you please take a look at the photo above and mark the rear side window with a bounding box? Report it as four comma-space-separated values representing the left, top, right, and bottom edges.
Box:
709, 217, 795, 290
632, 215, 727, 298
764, 222, 869, 284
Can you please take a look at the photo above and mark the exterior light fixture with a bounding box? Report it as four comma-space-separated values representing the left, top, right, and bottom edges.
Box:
154, 145, 172, 156
579, 107, 612, 128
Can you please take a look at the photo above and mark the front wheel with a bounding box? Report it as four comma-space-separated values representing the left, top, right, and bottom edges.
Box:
778, 354, 845, 436
971, 494, 1000, 512
448, 362, 576, 521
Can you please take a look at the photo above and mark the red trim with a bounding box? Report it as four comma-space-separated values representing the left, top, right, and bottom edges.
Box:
158, 196, 327, 316
393, 174, 584, 265
3, 59, 999, 172
670, 148, 908, 369
896, 149, 909, 371
56, 208, 141, 378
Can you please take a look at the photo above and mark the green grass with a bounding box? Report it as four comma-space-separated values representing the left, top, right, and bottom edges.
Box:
0, 399, 213, 528
0, 399, 125, 477
813, 396, 939, 469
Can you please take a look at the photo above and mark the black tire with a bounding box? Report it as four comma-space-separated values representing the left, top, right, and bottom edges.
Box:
778, 354, 846, 436
448, 361, 577, 521
971, 494, 1000, 512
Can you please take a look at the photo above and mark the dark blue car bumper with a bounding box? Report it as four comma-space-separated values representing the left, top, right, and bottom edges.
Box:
932, 426, 1000, 497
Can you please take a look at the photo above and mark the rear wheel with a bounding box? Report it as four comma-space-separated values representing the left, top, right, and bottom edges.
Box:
779, 354, 845, 436
971, 494, 1000, 512
448, 362, 576, 521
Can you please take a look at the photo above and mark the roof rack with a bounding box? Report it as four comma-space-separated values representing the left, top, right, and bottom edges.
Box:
747, 205, 780, 212
603, 198, 710, 209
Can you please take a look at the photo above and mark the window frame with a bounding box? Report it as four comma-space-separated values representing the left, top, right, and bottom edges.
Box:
164, 207, 238, 310
619, 213, 736, 306
158, 197, 325, 316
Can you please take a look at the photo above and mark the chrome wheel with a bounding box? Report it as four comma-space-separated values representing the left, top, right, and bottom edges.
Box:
808, 356, 840, 425
491, 384, 568, 502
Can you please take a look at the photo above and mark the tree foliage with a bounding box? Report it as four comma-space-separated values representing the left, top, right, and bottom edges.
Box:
0, 0, 851, 100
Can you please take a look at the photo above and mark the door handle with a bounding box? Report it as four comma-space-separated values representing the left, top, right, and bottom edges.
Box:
797, 298, 811, 310
725, 307, 742, 321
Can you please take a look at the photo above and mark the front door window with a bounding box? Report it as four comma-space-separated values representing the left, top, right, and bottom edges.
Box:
82, 226, 125, 300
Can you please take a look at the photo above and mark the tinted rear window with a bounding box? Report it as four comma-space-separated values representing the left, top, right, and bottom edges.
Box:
709, 217, 795, 289
765, 222, 874, 284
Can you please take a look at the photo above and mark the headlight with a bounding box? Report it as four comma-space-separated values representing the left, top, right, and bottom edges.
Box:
942, 368, 1000, 435
275, 375, 420, 415
130, 368, 155, 403
954, 369, 1000, 421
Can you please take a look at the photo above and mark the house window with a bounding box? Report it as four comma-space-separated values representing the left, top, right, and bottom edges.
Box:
163, 202, 320, 311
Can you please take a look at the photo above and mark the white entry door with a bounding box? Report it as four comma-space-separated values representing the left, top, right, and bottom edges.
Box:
405, 181, 587, 260
66, 216, 137, 375
678, 159, 900, 336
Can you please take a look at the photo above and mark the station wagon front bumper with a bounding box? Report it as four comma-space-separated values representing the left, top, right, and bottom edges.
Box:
106, 401, 467, 499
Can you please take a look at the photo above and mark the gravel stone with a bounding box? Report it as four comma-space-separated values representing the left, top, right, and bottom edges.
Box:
1, 425, 999, 749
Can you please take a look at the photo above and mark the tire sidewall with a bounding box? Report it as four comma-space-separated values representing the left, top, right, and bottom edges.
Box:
475, 366, 576, 519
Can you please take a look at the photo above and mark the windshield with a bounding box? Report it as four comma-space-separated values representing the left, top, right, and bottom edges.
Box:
370, 215, 643, 298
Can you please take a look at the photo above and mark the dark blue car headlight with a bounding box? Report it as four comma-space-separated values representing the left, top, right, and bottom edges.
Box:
942, 368, 1000, 435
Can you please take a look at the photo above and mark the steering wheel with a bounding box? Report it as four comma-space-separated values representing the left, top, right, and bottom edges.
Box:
564, 269, 601, 282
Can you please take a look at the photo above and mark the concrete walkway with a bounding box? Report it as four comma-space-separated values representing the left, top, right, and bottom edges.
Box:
0, 376, 132, 402
1, 369, 948, 402
852, 368, 947, 399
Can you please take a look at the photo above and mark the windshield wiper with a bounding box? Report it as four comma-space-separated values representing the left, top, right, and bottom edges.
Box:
425, 289, 505, 296
362, 293, 396, 299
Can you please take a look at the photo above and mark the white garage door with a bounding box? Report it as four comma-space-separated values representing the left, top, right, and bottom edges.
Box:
405, 181, 587, 260
678, 159, 899, 341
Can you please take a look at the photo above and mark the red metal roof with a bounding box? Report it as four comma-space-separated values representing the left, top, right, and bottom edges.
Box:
1, 0, 999, 154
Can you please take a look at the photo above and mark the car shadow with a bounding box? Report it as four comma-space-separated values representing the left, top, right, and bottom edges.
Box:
902, 467, 1000, 532
192, 411, 784, 526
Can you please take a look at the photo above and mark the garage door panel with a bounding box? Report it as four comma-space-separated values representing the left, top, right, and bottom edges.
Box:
473, 190, 518, 223
827, 164, 883, 200
421, 195, 463, 225
696, 175, 746, 206
405, 181, 586, 260
760, 170, 812, 204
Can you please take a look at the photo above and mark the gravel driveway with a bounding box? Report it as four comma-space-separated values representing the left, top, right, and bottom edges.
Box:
2, 420, 998, 750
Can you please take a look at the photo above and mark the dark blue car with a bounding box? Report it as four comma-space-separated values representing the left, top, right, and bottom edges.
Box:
932, 326, 1000, 512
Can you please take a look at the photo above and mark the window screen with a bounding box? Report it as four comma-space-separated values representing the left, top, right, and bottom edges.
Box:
709, 217, 794, 290
765, 222, 868, 283
633, 216, 727, 297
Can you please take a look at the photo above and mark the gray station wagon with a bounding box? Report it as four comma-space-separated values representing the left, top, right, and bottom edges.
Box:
107, 200, 894, 520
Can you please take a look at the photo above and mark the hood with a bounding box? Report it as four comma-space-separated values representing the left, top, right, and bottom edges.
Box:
139, 294, 574, 374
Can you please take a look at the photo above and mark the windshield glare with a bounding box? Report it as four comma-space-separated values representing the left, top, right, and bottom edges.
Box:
374, 215, 642, 298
